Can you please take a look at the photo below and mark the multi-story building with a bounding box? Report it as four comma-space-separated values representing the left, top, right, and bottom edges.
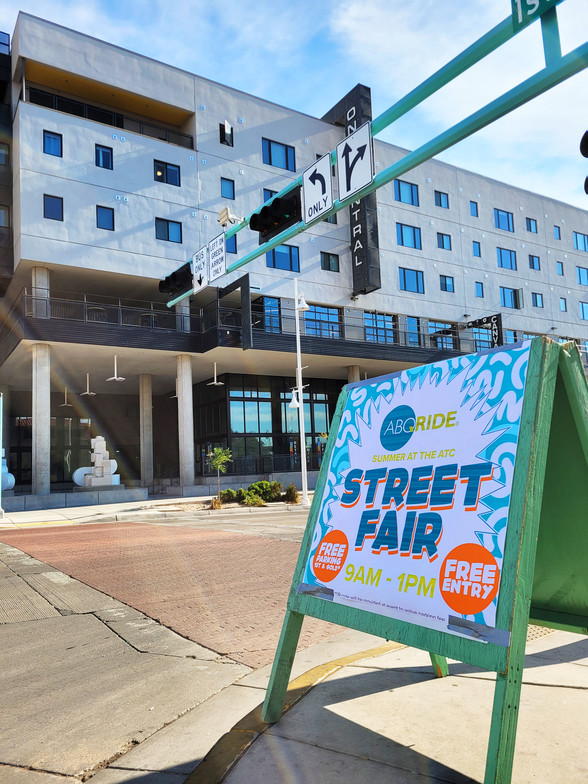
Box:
0, 13, 587, 509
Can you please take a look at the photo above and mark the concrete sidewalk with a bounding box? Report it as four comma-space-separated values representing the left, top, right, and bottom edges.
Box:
1, 500, 586, 783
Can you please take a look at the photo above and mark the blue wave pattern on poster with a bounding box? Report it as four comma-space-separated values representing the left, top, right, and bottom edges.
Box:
303, 344, 531, 605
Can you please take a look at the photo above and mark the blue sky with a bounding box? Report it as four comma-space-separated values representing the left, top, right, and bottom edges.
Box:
2, 0, 587, 208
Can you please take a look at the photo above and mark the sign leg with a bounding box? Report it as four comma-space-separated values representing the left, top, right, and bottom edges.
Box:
261, 609, 304, 723
429, 652, 449, 677
484, 664, 524, 784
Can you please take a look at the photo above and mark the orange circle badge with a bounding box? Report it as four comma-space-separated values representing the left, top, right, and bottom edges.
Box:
312, 530, 349, 583
439, 543, 500, 616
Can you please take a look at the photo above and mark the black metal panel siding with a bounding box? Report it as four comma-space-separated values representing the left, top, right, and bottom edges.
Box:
21, 318, 202, 352
251, 330, 463, 365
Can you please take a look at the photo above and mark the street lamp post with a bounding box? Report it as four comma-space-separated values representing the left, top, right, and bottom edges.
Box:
293, 277, 310, 506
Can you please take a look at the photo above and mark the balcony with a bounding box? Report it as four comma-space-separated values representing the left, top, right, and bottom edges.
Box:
28, 87, 193, 149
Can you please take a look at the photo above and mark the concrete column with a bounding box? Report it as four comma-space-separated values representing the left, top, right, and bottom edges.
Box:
32, 343, 51, 495
347, 365, 361, 383
32, 267, 50, 319
175, 300, 190, 333
176, 354, 195, 487
0, 385, 10, 456
139, 374, 153, 488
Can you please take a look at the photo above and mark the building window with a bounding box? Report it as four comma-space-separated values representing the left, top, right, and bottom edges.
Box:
554, 225, 561, 240
154, 160, 180, 186
226, 234, 237, 254
497, 247, 517, 270
320, 252, 339, 272
324, 213, 337, 224
252, 297, 280, 333
43, 130, 62, 157
0, 142, 9, 166
473, 241, 481, 257
437, 232, 451, 250
500, 286, 522, 309
364, 312, 396, 344
221, 177, 235, 199
406, 316, 421, 346
560, 297, 567, 312
434, 190, 449, 208
394, 179, 419, 206
96, 205, 114, 231
155, 218, 182, 243
475, 281, 484, 298
262, 138, 295, 171
396, 223, 422, 249
529, 254, 540, 270
440, 274, 454, 292
494, 208, 514, 232
263, 188, 277, 202
470, 200, 478, 217
429, 321, 457, 350
581, 302, 588, 320
43, 194, 63, 221
574, 231, 588, 252
399, 267, 424, 294
556, 261, 564, 275
266, 244, 299, 272
305, 304, 342, 339
577, 266, 588, 286
0, 204, 10, 228
526, 217, 537, 233
473, 327, 492, 351
95, 144, 113, 169
531, 292, 544, 308
219, 121, 234, 147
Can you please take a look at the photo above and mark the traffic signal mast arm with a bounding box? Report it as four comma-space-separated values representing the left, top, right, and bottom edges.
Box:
163, 1, 585, 305
226, 5, 586, 276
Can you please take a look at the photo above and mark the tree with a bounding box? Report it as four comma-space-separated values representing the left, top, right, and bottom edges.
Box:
207, 447, 232, 503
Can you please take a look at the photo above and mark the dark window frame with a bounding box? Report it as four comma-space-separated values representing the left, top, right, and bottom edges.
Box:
497, 247, 517, 270
494, 208, 514, 232
96, 205, 115, 231
262, 137, 296, 172
266, 244, 300, 272
320, 251, 339, 272
399, 266, 425, 294
396, 222, 422, 250
154, 160, 181, 187
221, 177, 235, 200
439, 274, 455, 292
95, 144, 113, 170
434, 190, 449, 209
43, 194, 63, 221
437, 232, 452, 250
394, 179, 419, 206
155, 217, 182, 243
43, 130, 62, 157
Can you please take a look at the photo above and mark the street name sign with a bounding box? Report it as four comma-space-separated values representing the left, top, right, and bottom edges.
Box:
208, 233, 226, 283
262, 338, 588, 784
336, 122, 373, 202
302, 153, 333, 225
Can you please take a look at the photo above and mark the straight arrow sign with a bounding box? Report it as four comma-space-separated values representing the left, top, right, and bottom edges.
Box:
336, 122, 373, 202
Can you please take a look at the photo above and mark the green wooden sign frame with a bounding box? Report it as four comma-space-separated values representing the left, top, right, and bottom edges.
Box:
262, 338, 588, 784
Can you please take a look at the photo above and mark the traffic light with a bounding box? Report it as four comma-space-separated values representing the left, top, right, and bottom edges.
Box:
249, 187, 302, 244
581, 131, 588, 195
159, 261, 193, 302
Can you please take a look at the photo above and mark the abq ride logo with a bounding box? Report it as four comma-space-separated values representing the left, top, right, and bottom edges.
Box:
380, 405, 457, 451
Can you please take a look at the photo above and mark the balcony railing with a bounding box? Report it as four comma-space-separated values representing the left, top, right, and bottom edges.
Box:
28, 87, 193, 149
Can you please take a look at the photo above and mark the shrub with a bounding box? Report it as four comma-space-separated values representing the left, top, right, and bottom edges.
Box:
284, 482, 300, 504
247, 480, 272, 501
240, 491, 265, 507
210, 496, 222, 510
220, 488, 237, 503
235, 487, 247, 503
269, 480, 283, 501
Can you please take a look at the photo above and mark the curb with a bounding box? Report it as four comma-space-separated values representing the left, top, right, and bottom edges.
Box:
184, 640, 405, 784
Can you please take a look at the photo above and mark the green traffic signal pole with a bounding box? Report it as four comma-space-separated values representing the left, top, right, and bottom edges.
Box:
167, 1, 586, 307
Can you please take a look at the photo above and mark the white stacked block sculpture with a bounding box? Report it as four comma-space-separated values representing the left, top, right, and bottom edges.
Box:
83, 436, 121, 487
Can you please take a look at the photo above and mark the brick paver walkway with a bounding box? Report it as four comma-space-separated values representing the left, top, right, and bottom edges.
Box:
0, 523, 337, 668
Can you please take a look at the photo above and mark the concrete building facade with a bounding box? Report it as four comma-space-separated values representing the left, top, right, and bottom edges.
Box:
0, 13, 587, 508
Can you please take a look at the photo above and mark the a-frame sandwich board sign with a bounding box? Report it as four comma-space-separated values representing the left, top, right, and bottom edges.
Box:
262, 337, 588, 784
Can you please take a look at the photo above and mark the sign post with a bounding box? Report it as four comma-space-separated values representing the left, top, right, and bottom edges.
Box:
262, 338, 588, 783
